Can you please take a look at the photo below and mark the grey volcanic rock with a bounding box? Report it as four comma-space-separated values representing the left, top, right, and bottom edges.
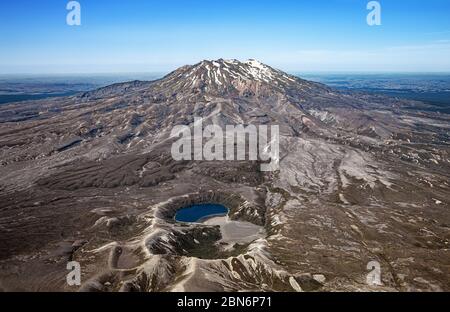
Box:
0, 59, 449, 292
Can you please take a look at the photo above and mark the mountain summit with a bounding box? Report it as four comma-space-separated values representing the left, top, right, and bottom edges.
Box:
80, 59, 323, 102
170, 58, 300, 87
153, 58, 327, 98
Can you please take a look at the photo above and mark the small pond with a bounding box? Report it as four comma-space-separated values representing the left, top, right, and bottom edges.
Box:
175, 204, 229, 223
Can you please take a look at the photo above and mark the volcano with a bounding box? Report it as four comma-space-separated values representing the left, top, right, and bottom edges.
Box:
0, 59, 449, 292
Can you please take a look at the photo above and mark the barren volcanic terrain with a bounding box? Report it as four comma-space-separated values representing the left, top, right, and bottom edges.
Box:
0, 59, 449, 291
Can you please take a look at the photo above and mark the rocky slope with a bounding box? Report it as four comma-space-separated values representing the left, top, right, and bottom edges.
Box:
0, 59, 449, 292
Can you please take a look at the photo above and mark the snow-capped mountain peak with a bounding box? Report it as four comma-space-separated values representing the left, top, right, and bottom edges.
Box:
158, 58, 303, 95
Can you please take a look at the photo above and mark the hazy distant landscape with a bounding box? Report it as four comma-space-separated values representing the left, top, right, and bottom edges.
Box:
0, 73, 162, 105
302, 73, 450, 113
1, 73, 449, 114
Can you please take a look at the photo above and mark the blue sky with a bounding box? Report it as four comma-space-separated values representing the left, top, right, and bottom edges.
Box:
1, 0, 450, 73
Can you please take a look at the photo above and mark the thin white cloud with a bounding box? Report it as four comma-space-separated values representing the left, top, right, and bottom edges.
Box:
266, 41, 450, 72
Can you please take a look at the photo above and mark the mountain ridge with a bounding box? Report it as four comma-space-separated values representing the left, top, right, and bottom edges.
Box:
79, 58, 331, 101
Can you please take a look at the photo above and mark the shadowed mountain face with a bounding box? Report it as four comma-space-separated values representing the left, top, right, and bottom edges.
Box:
0, 59, 449, 292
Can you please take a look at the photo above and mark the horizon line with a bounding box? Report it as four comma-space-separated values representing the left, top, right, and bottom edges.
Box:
1, 70, 450, 77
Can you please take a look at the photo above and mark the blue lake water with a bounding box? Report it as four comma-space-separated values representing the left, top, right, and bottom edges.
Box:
175, 204, 229, 223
